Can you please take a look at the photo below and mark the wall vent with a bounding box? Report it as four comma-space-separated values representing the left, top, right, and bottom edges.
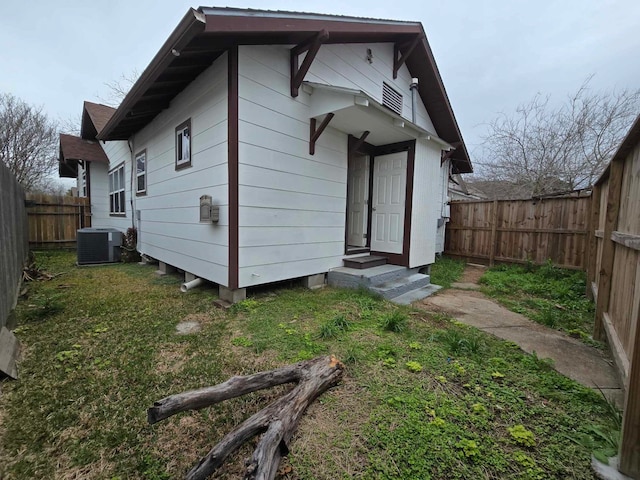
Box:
77, 228, 122, 265
382, 83, 403, 116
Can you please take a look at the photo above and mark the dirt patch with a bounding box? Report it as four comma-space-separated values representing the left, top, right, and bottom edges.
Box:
181, 312, 213, 325
292, 379, 371, 478
156, 343, 191, 374
459, 264, 487, 284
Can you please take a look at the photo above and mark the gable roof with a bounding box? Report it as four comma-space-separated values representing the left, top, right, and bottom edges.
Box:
97, 7, 472, 173
59, 133, 110, 178
60, 134, 109, 163
81, 101, 116, 140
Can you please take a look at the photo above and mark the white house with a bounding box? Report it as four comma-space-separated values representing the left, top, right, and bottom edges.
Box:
59, 7, 472, 304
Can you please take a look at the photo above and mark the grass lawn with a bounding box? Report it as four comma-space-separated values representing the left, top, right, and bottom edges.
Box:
428, 255, 466, 289
0, 251, 615, 479
478, 262, 596, 342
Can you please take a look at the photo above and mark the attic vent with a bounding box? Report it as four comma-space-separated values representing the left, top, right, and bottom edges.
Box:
382, 83, 403, 115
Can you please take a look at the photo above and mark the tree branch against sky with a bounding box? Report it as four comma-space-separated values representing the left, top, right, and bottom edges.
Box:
96, 69, 140, 107
476, 78, 640, 197
0, 93, 59, 192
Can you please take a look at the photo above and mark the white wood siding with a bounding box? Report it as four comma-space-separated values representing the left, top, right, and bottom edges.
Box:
131, 53, 229, 285
306, 43, 436, 134
409, 139, 443, 267
238, 45, 348, 288
435, 159, 450, 254
91, 140, 131, 232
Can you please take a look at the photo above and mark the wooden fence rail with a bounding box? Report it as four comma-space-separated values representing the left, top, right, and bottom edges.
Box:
25, 194, 91, 249
445, 196, 591, 269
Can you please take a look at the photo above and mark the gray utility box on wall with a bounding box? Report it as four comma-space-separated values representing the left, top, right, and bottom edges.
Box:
77, 228, 122, 265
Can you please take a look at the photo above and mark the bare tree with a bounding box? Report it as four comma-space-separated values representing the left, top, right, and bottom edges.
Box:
97, 69, 140, 107
477, 78, 640, 197
0, 93, 59, 192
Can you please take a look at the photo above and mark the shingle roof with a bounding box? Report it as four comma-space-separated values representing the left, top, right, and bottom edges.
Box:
59, 134, 109, 163
81, 101, 116, 140
97, 7, 472, 172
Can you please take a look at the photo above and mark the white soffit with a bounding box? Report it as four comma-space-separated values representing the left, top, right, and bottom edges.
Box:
303, 81, 451, 148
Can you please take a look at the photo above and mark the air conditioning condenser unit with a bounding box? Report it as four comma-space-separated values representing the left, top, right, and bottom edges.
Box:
77, 228, 122, 265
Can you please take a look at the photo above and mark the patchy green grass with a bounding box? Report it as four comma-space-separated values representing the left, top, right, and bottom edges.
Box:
0, 251, 615, 479
429, 255, 466, 289
478, 261, 596, 341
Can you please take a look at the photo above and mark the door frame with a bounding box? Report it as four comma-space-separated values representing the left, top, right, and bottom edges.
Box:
345, 136, 416, 267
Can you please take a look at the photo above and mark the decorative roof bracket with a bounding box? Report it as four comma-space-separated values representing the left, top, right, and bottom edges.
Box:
349, 131, 370, 154
393, 35, 423, 79
309, 113, 334, 155
291, 29, 329, 97
441, 142, 461, 165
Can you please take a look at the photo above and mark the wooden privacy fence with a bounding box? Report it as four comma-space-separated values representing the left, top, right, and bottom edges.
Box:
0, 162, 28, 331
445, 196, 591, 269
25, 194, 91, 249
587, 116, 640, 478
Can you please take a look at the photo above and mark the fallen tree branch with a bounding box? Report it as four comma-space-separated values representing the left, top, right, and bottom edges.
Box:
148, 355, 344, 480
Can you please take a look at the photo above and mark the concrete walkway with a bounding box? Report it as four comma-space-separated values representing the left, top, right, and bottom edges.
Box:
421, 266, 623, 406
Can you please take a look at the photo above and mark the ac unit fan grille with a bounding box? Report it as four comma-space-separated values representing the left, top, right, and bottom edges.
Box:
76, 228, 122, 265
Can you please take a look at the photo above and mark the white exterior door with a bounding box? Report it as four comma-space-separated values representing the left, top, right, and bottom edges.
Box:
347, 155, 369, 247
371, 152, 407, 254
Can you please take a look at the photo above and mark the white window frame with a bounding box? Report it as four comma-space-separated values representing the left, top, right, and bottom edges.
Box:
136, 149, 147, 195
109, 163, 126, 216
175, 119, 191, 170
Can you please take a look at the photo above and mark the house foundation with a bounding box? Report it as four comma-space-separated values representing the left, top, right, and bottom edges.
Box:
302, 273, 326, 290
156, 261, 176, 276
219, 286, 246, 304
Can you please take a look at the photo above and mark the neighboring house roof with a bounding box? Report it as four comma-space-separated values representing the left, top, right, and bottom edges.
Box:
58, 133, 109, 178
449, 174, 487, 200
97, 7, 472, 173
81, 101, 116, 140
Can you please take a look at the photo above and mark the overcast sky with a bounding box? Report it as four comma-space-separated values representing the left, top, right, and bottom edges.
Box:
2, 0, 639, 171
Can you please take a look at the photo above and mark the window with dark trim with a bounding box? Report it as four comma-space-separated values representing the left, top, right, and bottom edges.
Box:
81, 168, 87, 197
175, 119, 191, 170
109, 163, 126, 215
136, 149, 147, 195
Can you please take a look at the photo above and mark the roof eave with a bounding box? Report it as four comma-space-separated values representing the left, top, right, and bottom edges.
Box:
98, 8, 206, 141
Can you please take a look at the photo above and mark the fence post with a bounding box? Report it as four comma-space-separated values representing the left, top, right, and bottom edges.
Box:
594, 159, 624, 341
585, 186, 600, 300
620, 263, 640, 476
488, 200, 498, 266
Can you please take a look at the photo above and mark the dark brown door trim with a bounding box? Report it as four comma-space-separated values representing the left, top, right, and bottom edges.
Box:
369, 139, 416, 267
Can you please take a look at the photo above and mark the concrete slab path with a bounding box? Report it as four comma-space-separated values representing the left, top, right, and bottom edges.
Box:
422, 265, 623, 406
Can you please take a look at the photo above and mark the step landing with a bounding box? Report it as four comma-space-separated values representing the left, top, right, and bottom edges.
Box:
328, 265, 440, 304
343, 255, 387, 269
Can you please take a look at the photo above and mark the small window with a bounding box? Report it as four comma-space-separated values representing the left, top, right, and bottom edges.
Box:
81, 168, 87, 197
136, 149, 147, 195
175, 119, 191, 170
109, 163, 126, 216
382, 82, 403, 116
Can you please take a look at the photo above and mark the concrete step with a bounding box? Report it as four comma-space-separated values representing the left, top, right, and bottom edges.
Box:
390, 284, 442, 305
343, 255, 387, 269
328, 265, 419, 289
371, 273, 431, 299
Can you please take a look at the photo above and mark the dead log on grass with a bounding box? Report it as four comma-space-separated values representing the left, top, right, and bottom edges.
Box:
148, 355, 344, 480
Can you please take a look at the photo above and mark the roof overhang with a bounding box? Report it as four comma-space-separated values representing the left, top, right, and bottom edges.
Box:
97, 7, 472, 173
81, 101, 116, 140
58, 134, 109, 178
304, 82, 452, 147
